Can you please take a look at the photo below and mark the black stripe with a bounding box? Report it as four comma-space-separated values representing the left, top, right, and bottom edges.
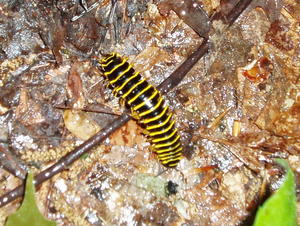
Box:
135, 91, 160, 114
151, 130, 178, 145
130, 86, 156, 109
113, 67, 135, 87
143, 109, 169, 126
155, 140, 181, 152
103, 56, 122, 72
148, 119, 173, 133
107, 61, 130, 82
140, 104, 165, 120
163, 159, 180, 168
150, 123, 176, 140
119, 74, 142, 95
125, 80, 148, 103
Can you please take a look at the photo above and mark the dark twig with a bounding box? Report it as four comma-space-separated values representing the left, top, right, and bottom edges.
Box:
0, 114, 131, 207
0, 0, 253, 208
226, 0, 253, 25
0, 145, 27, 180
54, 103, 120, 116
158, 39, 209, 95
211, 0, 253, 26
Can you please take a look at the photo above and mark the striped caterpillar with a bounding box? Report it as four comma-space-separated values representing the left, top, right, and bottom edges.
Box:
95, 52, 182, 168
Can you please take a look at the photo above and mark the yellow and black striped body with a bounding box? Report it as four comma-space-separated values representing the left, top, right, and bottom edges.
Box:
97, 52, 182, 168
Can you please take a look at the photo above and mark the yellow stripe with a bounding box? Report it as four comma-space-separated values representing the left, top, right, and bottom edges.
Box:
149, 120, 175, 136
167, 163, 178, 167
128, 84, 152, 104
159, 155, 172, 161
154, 134, 180, 149
101, 53, 116, 63
155, 142, 181, 154
104, 58, 127, 76
158, 151, 182, 161
132, 89, 158, 111
110, 64, 132, 84
152, 128, 177, 143
157, 147, 182, 158
115, 71, 139, 93
146, 113, 172, 130
141, 106, 168, 124
101, 59, 114, 68
161, 154, 182, 161
139, 97, 163, 117
162, 155, 182, 166
121, 79, 145, 99
164, 154, 182, 162
168, 162, 180, 167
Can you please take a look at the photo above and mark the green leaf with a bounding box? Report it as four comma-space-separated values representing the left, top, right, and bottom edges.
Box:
5, 172, 56, 226
253, 159, 297, 226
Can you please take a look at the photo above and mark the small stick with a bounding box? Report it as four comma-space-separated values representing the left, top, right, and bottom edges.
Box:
226, 0, 253, 25
71, 1, 100, 22
158, 39, 209, 94
211, 0, 253, 26
0, 145, 27, 180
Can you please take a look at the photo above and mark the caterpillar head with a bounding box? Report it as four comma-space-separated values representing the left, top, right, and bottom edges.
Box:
92, 52, 117, 71
100, 52, 117, 63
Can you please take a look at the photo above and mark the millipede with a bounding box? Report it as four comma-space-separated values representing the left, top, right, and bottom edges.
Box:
94, 52, 183, 168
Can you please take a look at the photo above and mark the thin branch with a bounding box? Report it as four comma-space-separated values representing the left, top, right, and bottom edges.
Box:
54, 103, 120, 116
158, 39, 209, 94
0, 145, 27, 180
211, 0, 253, 25
226, 0, 253, 25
